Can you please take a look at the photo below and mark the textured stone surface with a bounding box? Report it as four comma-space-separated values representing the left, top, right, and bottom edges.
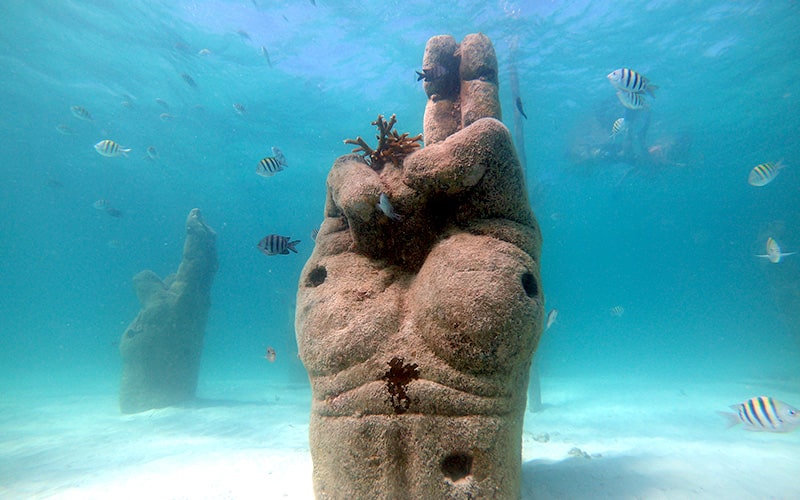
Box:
296, 34, 543, 499
119, 208, 217, 414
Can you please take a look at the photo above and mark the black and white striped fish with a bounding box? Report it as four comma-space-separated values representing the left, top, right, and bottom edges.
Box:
94, 139, 131, 157
610, 117, 626, 138
748, 160, 786, 186
720, 396, 800, 432
256, 147, 288, 177
71, 105, 93, 121
615, 90, 647, 110
257, 234, 300, 255
607, 68, 658, 97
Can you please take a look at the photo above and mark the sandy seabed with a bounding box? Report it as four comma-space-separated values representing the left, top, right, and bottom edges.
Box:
1, 376, 798, 499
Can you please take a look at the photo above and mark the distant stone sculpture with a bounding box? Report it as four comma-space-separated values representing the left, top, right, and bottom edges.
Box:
296, 34, 544, 498
119, 208, 217, 414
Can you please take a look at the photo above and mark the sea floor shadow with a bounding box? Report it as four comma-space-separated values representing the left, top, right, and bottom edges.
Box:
521, 455, 660, 499
178, 398, 271, 409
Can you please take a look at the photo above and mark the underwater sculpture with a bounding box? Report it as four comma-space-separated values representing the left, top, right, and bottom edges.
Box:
296, 33, 543, 498
119, 208, 217, 414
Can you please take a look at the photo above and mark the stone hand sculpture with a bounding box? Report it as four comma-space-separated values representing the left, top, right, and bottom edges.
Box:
119, 208, 217, 414
296, 33, 543, 499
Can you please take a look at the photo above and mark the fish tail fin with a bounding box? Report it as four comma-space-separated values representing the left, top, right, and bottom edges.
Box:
717, 411, 740, 429
415, 71, 425, 81
775, 159, 787, 170
647, 84, 659, 98
122, 148, 131, 157
273, 147, 287, 167
288, 240, 300, 253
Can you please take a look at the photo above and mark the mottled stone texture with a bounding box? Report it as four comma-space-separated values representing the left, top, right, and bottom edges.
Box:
119, 208, 217, 414
296, 34, 543, 499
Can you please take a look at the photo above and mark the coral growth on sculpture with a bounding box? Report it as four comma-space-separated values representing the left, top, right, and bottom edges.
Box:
296, 33, 543, 498
119, 208, 217, 414
344, 114, 423, 168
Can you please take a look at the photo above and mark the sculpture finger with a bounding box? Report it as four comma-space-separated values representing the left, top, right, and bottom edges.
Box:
421, 34, 501, 146
457, 33, 501, 128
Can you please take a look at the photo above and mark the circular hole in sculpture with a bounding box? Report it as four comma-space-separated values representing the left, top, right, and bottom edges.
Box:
441, 452, 473, 482
307, 266, 327, 287
521, 272, 538, 298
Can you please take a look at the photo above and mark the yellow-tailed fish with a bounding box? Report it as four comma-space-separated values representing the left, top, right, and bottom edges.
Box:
94, 139, 131, 157
607, 68, 658, 97
719, 396, 800, 432
756, 237, 796, 263
748, 160, 786, 187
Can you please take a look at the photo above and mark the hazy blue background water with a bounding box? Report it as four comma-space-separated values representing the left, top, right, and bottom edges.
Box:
1, 0, 798, 395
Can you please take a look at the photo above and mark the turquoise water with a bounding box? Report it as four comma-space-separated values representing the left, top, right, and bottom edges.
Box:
1, 0, 799, 497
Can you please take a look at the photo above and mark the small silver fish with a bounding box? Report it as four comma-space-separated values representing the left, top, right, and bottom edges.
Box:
233, 103, 246, 115
258, 234, 300, 255
146, 146, 159, 160
609, 305, 625, 317
198, 48, 211, 56
155, 98, 170, 109
159, 113, 174, 121
236, 29, 251, 41
545, 309, 558, 331
93, 199, 110, 210
181, 73, 197, 88
756, 237, 796, 264
720, 396, 800, 432
56, 124, 77, 135
515, 97, 528, 119
748, 160, 786, 187
615, 90, 647, 110
70, 105, 93, 121
256, 147, 288, 177
264, 346, 276, 362
94, 139, 131, 157
607, 68, 657, 97
610, 117, 626, 138
260, 46, 272, 67
377, 193, 402, 221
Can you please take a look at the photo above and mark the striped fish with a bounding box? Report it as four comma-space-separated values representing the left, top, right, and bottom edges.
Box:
258, 234, 300, 255
610, 117, 626, 138
615, 90, 647, 110
720, 396, 800, 432
70, 105, 93, 121
256, 147, 288, 177
94, 139, 131, 157
748, 160, 786, 187
607, 68, 658, 97
609, 305, 625, 317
